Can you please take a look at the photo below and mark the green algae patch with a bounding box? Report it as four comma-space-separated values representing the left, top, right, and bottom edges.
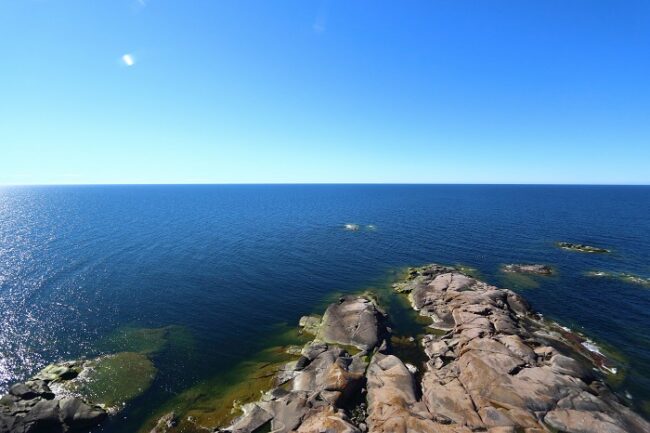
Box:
68, 352, 156, 411
138, 349, 292, 433
100, 325, 194, 356
138, 325, 310, 433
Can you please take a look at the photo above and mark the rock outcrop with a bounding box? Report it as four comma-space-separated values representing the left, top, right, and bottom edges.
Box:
224, 296, 386, 433
222, 265, 650, 433
502, 263, 553, 275
0, 361, 107, 433
316, 295, 386, 352
1, 352, 155, 433
394, 264, 649, 433
3, 265, 649, 433
557, 242, 610, 253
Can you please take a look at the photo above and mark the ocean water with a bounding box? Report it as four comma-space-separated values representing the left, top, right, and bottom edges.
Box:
1, 184, 649, 429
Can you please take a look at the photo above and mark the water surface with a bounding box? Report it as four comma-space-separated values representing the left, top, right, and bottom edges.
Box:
1, 185, 649, 429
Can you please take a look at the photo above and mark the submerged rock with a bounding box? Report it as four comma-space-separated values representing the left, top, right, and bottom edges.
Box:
100, 324, 193, 356
557, 242, 611, 253
502, 263, 553, 275
586, 270, 650, 287
57, 352, 156, 411
149, 411, 179, 433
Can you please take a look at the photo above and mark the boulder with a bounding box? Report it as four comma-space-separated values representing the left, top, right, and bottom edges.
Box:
298, 316, 321, 335
226, 404, 272, 433
22, 399, 60, 429
317, 296, 385, 351
295, 407, 360, 433
59, 397, 107, 430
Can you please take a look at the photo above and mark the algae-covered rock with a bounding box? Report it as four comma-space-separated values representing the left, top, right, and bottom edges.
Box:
32, 361, 83, 383
298, 315, 321, 336
58, 352, 156, 412
149, 411, 179, 433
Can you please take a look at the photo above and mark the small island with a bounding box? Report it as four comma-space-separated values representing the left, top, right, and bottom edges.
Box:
501, 263, 553, 275
556, 242, 611, 253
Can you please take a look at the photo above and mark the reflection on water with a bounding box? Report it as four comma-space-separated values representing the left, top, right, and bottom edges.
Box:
1, 184, 649, 430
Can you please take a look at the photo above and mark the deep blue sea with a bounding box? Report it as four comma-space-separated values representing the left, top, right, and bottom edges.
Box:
1, 185, 649, 429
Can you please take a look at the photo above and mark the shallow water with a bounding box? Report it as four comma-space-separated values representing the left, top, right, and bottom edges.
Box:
0, 184, 649, 429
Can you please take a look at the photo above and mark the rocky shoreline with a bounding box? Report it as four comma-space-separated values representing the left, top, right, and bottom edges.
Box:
0, 360, 108, 433
3, 264, 649, 433
218, 264, 649, 433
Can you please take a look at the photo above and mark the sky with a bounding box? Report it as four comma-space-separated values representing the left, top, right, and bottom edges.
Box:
0, 0, 649, 185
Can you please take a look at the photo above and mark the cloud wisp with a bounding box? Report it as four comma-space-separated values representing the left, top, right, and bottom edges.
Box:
313, 1, 329, 34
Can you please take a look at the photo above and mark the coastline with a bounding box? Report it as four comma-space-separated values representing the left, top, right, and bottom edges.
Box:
3, 263, 648, 433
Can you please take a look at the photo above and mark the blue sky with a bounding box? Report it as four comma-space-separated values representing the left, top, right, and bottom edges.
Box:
1, 1, 649, 184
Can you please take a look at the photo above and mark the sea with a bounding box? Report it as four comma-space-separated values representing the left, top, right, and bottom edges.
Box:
1, 185, 649, 430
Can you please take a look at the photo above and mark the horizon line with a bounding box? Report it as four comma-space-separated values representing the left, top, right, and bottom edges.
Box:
1, 182, 649, 187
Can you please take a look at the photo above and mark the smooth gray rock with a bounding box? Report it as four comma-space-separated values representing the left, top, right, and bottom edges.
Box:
59, 397, 107, 430
23, 399, 60, 432
9, 383, 37, 400
317, 296, 385, 351
227, 404, 272, 433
